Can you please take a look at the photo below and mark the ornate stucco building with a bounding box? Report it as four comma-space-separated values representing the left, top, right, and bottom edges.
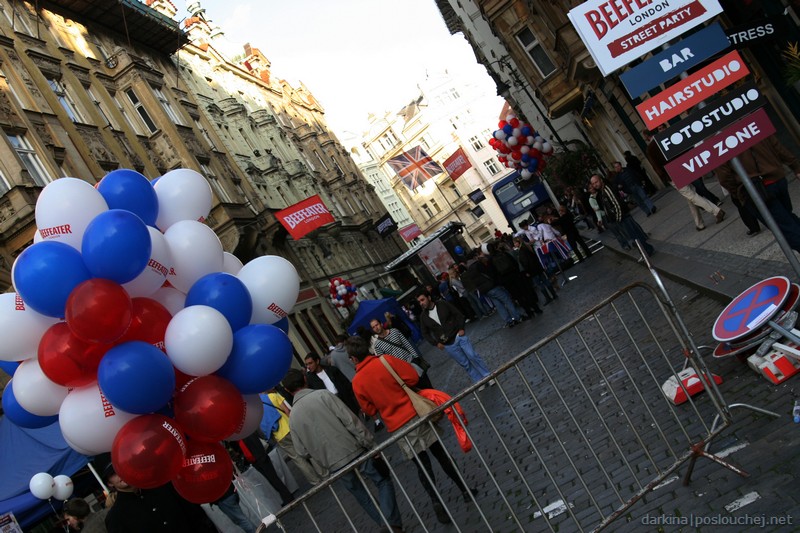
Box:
0, 0, 406, 361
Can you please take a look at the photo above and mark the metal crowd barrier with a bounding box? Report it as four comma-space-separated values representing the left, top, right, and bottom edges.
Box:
263, 282, 737, 532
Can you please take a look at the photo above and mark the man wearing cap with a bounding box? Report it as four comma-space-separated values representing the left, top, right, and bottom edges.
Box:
103, 463, 216, 533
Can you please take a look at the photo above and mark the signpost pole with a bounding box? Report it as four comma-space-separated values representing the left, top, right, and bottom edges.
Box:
731, 157, 800, 278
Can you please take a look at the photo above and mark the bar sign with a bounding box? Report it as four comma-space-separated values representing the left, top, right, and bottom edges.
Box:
664, 108, 775, 188
620, 23, 730, 98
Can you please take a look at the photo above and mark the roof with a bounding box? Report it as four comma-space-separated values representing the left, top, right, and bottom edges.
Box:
384, 221, 465, 271
43, 0, 189, 55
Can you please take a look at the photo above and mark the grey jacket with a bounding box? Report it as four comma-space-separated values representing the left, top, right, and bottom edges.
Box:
288, 388, 374, 472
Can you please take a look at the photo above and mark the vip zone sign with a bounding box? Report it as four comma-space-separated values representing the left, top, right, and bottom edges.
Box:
664, 107, 775, 188
568, 0, 722, 76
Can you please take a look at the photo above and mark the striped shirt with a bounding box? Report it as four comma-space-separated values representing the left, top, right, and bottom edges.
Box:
372, 328, 418, 363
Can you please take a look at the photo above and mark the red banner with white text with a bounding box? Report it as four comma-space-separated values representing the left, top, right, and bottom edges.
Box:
275, 195, 335, 240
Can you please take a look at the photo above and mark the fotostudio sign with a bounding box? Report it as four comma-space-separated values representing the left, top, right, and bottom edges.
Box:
653, 81, 765, 160
568, 0, 722, 76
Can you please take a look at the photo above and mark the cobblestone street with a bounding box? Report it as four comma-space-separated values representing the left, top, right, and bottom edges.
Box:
270, 248, 800, 532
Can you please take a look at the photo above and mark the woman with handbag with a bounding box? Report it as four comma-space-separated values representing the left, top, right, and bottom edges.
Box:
346, 336, 477, 525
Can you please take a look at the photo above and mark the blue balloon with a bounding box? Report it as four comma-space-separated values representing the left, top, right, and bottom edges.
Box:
521, 153, 531, 163
273, 317, 289, 334
2, 381, 59, 428
97, 169, 159, 226
521, 126, 532, 136
13, 241, 91, 318
0, 360, 19, 376
528, 158, 539, 171
186, 273, 253, 332
98, 341, 175, 414
82, 210, 151, 284
217, 325, 293, 394
454, 246, 464, 255
502, 124, 513, 135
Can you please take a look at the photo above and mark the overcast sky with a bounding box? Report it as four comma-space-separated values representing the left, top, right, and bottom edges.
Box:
190, 0, 494, 136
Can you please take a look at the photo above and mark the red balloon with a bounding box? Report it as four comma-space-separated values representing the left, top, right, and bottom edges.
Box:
510, 118, 520, 128
66, 279, 132, 343
112, 414, 187, 489
172, 441, 233, 503
498, 120, 508, 129
118, 298, 172, 352
174, 366, 195, 391
529, 148, 542, 159
174, 376, 244, 442
38, 322, 111, 387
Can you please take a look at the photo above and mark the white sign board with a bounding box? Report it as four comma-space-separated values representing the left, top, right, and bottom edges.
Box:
568, 0, 723, 76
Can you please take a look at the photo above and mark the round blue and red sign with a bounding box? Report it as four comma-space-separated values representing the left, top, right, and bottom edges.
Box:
713, 276, 791, 342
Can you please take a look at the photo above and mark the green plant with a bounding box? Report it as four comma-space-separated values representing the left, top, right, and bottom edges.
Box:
782, 42, 800, 85
540, 141, 604, 189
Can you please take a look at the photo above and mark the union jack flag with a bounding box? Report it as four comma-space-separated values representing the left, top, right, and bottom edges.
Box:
387, 146, 443, 190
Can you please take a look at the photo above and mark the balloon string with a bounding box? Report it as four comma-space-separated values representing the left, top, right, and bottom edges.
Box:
46, 498, 69, 533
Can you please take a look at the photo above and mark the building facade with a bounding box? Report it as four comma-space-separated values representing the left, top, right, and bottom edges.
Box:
0, 0, 406, 361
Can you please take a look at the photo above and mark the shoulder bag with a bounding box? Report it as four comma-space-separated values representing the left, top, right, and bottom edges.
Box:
377, 335, 431, 371
378, 356, 442, 422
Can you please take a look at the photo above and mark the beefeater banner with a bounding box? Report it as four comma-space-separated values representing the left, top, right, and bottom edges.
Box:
275, 194, 335, 240
568, 0, 723, 76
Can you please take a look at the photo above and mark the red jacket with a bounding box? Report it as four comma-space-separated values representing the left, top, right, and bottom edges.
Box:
352, 355, 419, 432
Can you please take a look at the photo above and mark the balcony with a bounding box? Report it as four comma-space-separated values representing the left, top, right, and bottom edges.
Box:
283, 159, 307, 177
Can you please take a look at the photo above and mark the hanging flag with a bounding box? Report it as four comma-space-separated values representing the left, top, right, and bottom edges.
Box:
275, 194, 335, 240
374, 213, 398, 237
398, 224, 422, 242
387, 146, 443, 190
443, 147, 471, 181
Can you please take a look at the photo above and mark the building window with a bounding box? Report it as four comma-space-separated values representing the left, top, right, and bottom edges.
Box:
87, 86, 117, 129
48, 78, 85, 123
8, 134, 51, 186
430, 199, 440, 213
332, 158, 343, 175
194, 118, 216, 150
200, 162, 232, 203
152, 86, 184, 125
345, 197, 356, 214
314, 150, 329, 170
449, 88, 460, 99
469, 135, 484, 151
125, 88, 158, 134
516, 28, 556, 77
0, 167, 10, 195
449, 184, 460, 199
421, 203, 433, 218
483, 159, 501, 175
0, 67, 24, 108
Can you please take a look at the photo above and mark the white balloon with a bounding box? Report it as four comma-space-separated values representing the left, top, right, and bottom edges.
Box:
123, 227, 173, 297
228, 394, 265, 440
164, 220, 224, 293
495, 130, 507, 141
29, 472, 55, 500
165, 305, 233, 376
35, 178, 109, 250
151, 286, 186, 316
507, 136, 518, 147
520, 145, 530, 154
542, 141, 554, 154
33, 230, 43, 244
62, 434, 97, 456
52, 475, 74, 500
13, 359, 69, 416
154, 168, 213, 231
533, 141, 544, 151
505, 114, 516, 122
512, 127, 521, 138
222, 252, 243, 275
0, 293, 59, 361
59, 383, 137, 456
238, 256, 300, 325
521, 169, 532, 179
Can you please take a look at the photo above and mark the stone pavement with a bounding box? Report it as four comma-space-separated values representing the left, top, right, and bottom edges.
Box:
596, 174, 800, 301
268, 237, 800, 532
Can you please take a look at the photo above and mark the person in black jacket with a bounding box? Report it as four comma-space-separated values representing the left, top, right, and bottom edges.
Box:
514, 237, 557, 304
103, 464, 217, 533
416, 290, 492, 385
304, 352, 360, 415
552, 205, 592, 262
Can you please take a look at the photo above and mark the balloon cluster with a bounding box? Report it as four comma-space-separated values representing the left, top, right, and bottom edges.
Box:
2, 168, 300, 503
329, 277, 357, 307
29, 472, 73, 501
488, 113, 554, 180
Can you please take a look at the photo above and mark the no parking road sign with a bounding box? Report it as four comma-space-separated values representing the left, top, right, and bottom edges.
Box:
713, 276, 791, 342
